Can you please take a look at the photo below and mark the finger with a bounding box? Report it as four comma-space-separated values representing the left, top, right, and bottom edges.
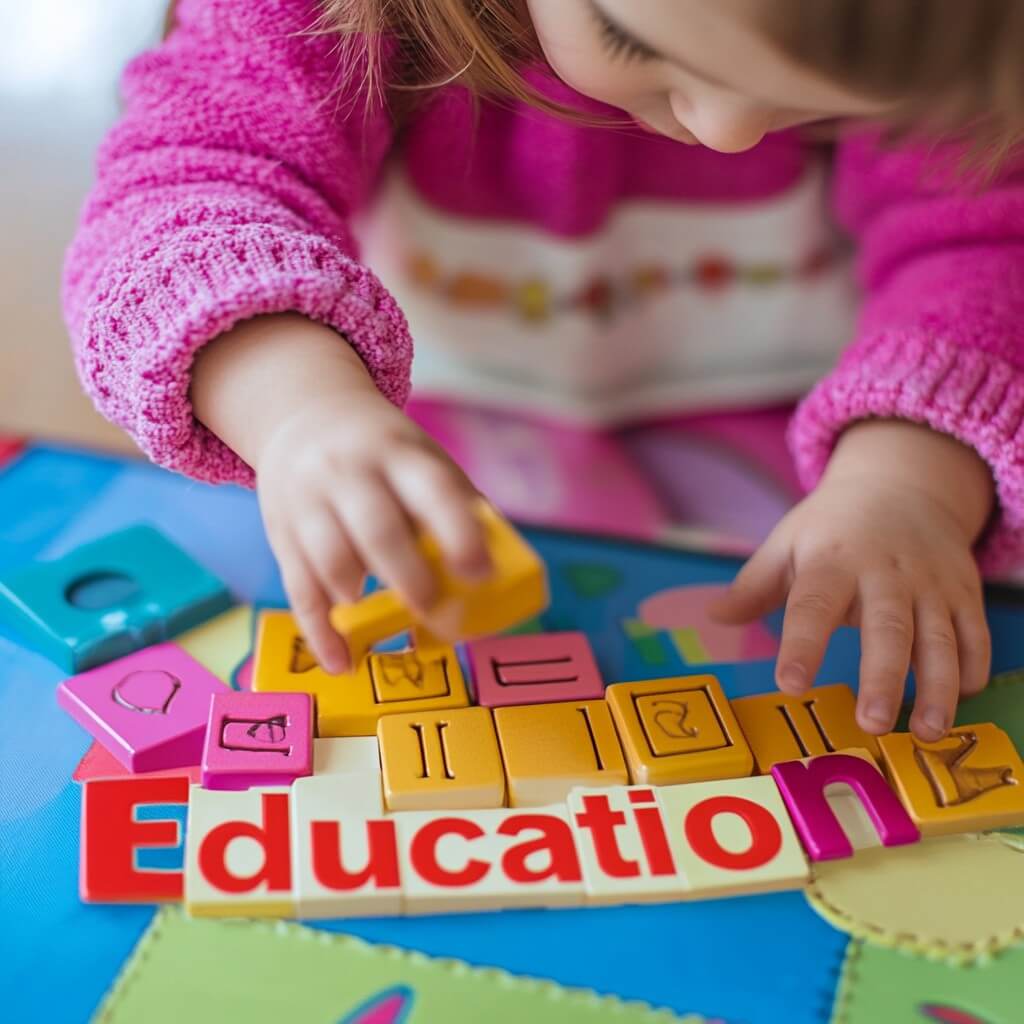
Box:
387, 451, 491, 580
854, 578, 914, 735
277, 532, 350, 675
709, 532, 789, 624
953, 600, 992, 699
908, 599, 960, 741
293, 500, 365, 605
776, 566, 856, 695
335, 472, 438, 615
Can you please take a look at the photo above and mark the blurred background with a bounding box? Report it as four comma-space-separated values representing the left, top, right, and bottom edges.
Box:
0, 0, 166, 450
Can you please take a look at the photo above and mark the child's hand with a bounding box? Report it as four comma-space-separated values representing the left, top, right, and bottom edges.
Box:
711, 420, 995, 742
256, 391, 491, 674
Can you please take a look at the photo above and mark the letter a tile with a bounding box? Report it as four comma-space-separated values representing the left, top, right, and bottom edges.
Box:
605, 676, 753, 785
656, 776, 809, 899
878, 723, 1024, 836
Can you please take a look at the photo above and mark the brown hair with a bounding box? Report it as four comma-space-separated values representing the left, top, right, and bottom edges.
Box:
321, 0, 1024, 151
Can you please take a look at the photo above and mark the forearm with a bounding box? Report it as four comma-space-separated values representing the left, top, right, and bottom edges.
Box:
190, 313, 379, 468
823, 419, 995, 545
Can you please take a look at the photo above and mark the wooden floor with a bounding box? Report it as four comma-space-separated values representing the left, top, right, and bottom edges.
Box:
0, 0, 166, 452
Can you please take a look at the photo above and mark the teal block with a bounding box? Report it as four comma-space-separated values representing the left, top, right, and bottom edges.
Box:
0, 524, 233, 671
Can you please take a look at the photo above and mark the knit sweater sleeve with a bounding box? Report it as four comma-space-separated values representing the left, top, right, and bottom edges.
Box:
789, 132, 1024, 573
62, 0, 411, 486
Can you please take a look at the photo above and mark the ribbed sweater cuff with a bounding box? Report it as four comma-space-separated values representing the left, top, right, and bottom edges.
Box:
789, 333, 1024, 575
74, 225, 413, 487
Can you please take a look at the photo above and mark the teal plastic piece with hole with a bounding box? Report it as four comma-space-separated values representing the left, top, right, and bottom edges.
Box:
0, 524, 233, 672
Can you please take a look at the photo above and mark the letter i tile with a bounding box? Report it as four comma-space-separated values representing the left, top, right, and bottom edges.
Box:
395, 805, 585, 915
655, 776, 809, 899
566, 786, 687, 905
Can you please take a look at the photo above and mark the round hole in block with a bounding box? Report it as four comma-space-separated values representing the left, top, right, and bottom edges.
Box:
65, 572, 142, 611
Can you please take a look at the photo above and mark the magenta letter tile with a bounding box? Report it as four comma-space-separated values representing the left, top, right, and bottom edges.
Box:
771, 752, 921, 861
201, 690, 313, 790
467, 631, 604, 707
57, 643, 225, 772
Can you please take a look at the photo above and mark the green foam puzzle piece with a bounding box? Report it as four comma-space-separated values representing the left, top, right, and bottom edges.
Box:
562, 564, 623, 600
831, 938, 1024, 1024
622, 619, 670, 665
97, 909, 704, 1024
896, 666, 1024, 751
955, 668, 1024, 752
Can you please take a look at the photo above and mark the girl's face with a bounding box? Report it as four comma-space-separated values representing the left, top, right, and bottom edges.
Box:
526, 0, 893, 152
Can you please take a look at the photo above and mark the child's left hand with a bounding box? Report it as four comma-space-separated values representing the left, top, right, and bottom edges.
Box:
710, 420, 995, 742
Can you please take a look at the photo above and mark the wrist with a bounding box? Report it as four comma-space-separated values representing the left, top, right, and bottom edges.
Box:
191, 312, 381, 468
823, 419, 995, 544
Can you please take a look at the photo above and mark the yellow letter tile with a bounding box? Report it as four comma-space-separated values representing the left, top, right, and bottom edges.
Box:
318, 643, 470, 737
605, 676, 753, 785
878, 723, 1024, 836
379, 707, 506, 811
330, 500, 547, 660
731, 683, 880, 773
493, 700, 628, 807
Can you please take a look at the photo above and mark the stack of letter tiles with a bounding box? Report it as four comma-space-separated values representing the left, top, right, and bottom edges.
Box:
12, 513, 1023, 919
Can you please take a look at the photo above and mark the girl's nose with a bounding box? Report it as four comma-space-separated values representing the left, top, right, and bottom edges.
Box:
670, 91, 771, 154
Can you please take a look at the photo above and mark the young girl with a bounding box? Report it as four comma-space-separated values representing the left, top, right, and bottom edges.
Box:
65, 0, 1024, 744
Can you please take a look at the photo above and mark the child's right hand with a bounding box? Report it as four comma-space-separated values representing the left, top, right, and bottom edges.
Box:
255, 391, 492, 674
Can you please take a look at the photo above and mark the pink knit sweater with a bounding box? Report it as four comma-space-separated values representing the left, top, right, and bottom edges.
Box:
64, 0, 1024, 569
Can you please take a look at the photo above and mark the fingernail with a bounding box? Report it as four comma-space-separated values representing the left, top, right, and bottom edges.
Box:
921, 707, 947, 737
862, 699, 892, 728
778, 663, 808, 692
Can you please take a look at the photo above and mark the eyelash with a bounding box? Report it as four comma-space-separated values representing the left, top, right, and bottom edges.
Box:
589, 6, 658, 63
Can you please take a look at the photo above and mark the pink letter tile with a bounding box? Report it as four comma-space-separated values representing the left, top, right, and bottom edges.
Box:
201, 690, 313, 790
771, 752, 920, 861
467, 632, 604, 707
57, 643, 225, 773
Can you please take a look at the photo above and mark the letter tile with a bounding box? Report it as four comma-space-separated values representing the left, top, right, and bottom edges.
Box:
0, 524, 231, 671
467, 631, 604, 707
494, 700, 629, 807
605, 676, 754, 785
731, 683, 881, 772
321, 642, 472, 737
656, 775, 809, 898
395, 805, 584, 914
313, 737, 381, 778
201, 691, 313, 790
290, 775, 400, 919
771, 752, 920, 861
184, 785, 294, 917
878, 723, 1024, 836
329, 500, 547, 660
80, 775, 190, 903
58, 643, 226, 773
378, 707, 505, 811
567, 786, 686, 905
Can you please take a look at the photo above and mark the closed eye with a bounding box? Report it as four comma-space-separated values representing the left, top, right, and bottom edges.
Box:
587, 1, 659, 64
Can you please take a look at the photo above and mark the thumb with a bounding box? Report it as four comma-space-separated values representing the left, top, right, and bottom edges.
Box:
709, 536, 789, 625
